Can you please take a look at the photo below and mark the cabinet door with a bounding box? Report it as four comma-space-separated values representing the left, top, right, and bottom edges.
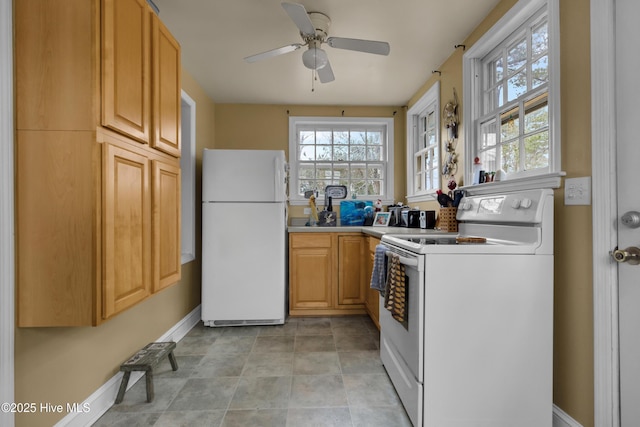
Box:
102, 0, 151, 144
151, 14, 181, 157
103, 142, 151, 318
337, 235, 366, 306
290, 248, 333, 310
152, 160, 181, 292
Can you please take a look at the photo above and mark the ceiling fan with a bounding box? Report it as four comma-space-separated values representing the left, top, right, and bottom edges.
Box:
244, 2, 391, 83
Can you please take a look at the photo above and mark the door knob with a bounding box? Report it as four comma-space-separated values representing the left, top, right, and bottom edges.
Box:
621, 211, 640, 228
611, 246, 640, 265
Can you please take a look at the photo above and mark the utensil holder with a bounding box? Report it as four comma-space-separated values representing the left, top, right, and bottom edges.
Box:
438, 207, 458, 232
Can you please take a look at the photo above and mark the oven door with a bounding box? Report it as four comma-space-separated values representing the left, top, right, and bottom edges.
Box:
378, 242, 424, 427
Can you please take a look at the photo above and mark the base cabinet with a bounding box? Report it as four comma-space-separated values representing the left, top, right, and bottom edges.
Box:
289, 232, 367, 316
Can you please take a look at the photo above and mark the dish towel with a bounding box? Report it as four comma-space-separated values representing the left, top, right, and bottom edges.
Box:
384, 253, 408, 324
370, 244, 387, 293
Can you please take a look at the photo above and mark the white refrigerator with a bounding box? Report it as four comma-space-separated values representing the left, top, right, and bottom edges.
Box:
201, 149, 287, 327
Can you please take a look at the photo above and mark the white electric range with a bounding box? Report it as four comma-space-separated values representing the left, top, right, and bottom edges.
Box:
378, 188, 554, 427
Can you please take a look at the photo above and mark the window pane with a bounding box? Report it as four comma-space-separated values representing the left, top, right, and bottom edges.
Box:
367, 180, 382, 196
299, 164, 315, 179
496, 85, 505, 108
525, 98, 548, 133
333, 164, 349, 179
350, 131, 367, 144
299, 180, 315, 194
351, 165, 366, 179
507, 38, 527, 74
524, 131, 549, 170
532, 55, 548, 88
367, 145, 382, 161
335, 131, 349, 145
300, 130, 315, 144
351, 180, 367, 196
415, 155, 423, 173
493, 57, 504, 82
479, 149, 497, 173
367, 131, 382, 145
532, 22, 548, 56
367, 165, 383, 179
480, 118, 497, 149
501, 141, 520, 173
507, 70, 527, 102
350, 145, 366, 161
316, 164, 331, 179
317, 131, 332, 145
501, 107, 520, 141
316, 145, 332, 160
299, 145, 315, 161
334, 145, 348, 161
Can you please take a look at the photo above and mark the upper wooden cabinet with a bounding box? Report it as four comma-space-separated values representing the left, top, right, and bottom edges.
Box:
151, 15, 182, 157
101, 0, 151, 144
102, 0, 182, 156
16, 0, 181, 158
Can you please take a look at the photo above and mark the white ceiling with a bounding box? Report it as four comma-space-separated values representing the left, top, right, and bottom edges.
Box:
153, 0, 501, 106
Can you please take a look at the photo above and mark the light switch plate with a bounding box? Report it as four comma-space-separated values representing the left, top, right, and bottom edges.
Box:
565, 176, 591, 205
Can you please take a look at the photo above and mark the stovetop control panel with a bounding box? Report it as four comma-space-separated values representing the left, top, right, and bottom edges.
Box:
456, 189, 553, 224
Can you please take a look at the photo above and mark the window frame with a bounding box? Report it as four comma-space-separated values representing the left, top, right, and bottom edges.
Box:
406, 81, 440, 203
462, 0, 563, 195
288, 116, 394, 206
180, 90, 196, 264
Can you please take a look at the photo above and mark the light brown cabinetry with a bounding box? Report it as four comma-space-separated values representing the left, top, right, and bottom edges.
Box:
102, 0, 182, 155
15, 0, 182, 327
289, 233, 367, 316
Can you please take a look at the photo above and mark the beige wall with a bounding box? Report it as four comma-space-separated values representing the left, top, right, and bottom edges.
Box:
214, 104, 406, 219
13, 70, 215, 427
407, 0, 594, 425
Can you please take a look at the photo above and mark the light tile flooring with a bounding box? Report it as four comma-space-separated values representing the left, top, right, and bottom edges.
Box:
93, 316, 411, 427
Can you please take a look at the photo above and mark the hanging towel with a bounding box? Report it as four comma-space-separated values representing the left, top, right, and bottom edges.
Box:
370, 244, 388, 293
384, 254, 408, 325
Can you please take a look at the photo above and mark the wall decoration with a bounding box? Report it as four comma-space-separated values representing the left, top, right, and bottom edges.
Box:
442, 88, 459, 178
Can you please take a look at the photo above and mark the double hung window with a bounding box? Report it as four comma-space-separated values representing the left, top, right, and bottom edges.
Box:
464, 0, 561, 190
406, 82, 439, 202
288, 117, 394, 205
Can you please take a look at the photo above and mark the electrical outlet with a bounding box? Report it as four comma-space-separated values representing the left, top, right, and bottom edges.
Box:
304, 207, 311, 215
564, 176, 591, 205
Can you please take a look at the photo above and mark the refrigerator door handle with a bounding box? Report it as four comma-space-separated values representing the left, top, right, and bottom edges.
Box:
274, 156, 285, 202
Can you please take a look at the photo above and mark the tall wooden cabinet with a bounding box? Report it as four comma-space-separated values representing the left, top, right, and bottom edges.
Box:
15, 0, 182, 327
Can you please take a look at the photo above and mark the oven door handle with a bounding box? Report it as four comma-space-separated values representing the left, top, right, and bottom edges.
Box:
385, 251, 419, 268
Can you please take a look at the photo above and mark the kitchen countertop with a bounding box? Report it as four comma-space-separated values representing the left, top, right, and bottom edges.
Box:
287, 226, 454, 239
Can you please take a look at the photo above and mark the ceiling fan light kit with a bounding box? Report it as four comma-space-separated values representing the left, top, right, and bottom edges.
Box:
244, 2, 390, 84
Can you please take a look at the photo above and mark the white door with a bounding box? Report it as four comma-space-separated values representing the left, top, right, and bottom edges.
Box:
615, 0, 640, 423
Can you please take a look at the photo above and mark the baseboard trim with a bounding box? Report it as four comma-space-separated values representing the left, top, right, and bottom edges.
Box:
553, 404, 584, 427
55, 305, 201, 427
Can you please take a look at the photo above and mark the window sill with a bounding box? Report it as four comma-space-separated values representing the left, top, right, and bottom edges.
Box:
406, 192, 437, 204
460, 172, 565, 196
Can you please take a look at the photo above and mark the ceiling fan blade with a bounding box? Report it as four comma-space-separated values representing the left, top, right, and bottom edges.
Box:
244, 44, 302, 63
317, 61, 335, 83
326, 37, 390, 56
281, 2, 315, 37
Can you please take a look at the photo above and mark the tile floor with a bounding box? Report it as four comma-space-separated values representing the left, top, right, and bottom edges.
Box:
93, 315, 412, 427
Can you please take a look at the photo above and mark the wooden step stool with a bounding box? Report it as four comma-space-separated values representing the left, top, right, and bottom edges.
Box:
115, 341, 178, 404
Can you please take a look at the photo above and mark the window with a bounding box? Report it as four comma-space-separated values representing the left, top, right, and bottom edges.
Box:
463, 0, 562, 192
288, 117, 394, 205
180, 90, 196, 263
406, 81, 440, 202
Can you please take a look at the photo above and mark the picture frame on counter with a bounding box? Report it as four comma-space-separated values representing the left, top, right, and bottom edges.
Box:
373, 212, 391, 226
